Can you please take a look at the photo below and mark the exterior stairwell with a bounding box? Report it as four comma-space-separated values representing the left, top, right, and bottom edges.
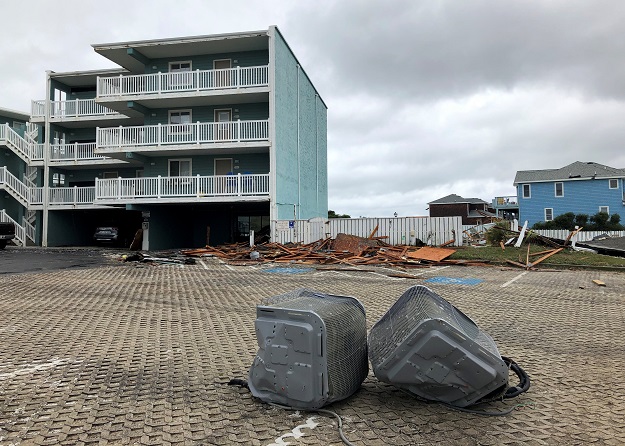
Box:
0, 123, 44, 166
0, 167, 31, 208
0, 209, 26, 247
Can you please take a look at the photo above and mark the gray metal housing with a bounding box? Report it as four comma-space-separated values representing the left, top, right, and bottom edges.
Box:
248, 288, 368, 409
368, 285, 509, 407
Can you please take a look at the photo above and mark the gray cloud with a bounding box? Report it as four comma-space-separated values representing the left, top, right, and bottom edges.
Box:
1, 0, 624, 219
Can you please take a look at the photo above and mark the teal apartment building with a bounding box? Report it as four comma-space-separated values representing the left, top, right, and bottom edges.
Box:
1, 27, 328, 249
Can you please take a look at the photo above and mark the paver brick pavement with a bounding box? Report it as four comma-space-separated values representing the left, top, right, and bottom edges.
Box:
0, 257, 624, 445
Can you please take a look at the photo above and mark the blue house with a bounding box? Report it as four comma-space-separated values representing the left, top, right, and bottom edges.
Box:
2, 26, 328, 249
514, 161, 625, 227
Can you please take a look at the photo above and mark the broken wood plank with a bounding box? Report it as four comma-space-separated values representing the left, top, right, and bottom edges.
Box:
527, 248, 564, 268
405, 246, 456, 262
368, 225, 379, 239
440, 239, 455, 247
505, 259, 529, 269
592, 279, 606, 287
500, 241, 505, 251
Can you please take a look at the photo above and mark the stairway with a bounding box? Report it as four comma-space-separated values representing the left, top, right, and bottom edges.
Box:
0, 209, 26, 247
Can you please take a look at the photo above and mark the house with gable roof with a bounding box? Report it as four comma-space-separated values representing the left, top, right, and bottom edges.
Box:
428, 194, 497, 225
514, 161, 625, 227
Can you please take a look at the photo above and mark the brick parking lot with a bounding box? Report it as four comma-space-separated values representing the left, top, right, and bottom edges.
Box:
1, 250, 624, 445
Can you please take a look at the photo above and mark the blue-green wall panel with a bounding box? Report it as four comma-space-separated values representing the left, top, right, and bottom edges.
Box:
273, 30, 328, 220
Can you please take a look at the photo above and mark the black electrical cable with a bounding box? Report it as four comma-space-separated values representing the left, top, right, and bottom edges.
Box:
501, 356, 531, 399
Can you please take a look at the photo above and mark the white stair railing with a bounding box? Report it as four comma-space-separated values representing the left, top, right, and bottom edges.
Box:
0, 123, 44, 164
0, 209, 25, 246
0, 167, 30, 207
22, 216, 35, 243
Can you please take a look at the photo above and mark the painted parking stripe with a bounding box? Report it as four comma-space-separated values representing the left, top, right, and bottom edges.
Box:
501, 271, 528, 288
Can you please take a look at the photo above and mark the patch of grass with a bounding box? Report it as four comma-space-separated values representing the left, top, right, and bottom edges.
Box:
449, 245, 625, 268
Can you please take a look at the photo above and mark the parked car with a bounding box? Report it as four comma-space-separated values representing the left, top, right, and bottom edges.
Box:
93, 226, 121, 245
0, 222, 15, 249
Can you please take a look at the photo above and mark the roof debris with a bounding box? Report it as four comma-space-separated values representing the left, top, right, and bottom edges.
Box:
182, 233, 472, 269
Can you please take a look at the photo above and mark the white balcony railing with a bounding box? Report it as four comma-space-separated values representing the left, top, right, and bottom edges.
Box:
50, 142, 108, 162
493, 196, 518, 206
96, 120, 269, 151
49, 187, 96, 205
95, 174, 269, 201
31, 99, 126, 119
97, 65, 269, 97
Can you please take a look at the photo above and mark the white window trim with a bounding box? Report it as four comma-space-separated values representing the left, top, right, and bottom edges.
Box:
609, 179, 619, 189
555, 182, 564, 197
168, 109, 193, 124
169, 61, 192, 72
545, 208, 554, 221
103, 171, 118, 179
168, 158, 192, 177
599, 206, 609, 214
522, 184, 531, 199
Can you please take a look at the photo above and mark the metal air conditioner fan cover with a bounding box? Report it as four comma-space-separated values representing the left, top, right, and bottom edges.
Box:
248, 288, 368, 409
368, 285, 509, 407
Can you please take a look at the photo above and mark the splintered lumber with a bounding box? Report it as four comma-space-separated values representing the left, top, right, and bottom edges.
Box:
332, 233, 380, 255
500, 241, 505, 251
406, 246, 456, 262
368, 225, 379, 239
440, 239, 455, 247
505, 259, 528, 269
527, 248, 564, 268
592, 279, 606, 287
564, 227, 584, 245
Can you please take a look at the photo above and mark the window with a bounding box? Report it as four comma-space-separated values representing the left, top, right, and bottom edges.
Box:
52, 173, 65, 187
522, 184, 531, 198
103, 172, 118, 179
169, 110, 192, 135
545, 208, 553, 221
168, 61, 192, 89
168, 159, 192, 177
555, 182, 563, 197
599, 206, 609, 214
609, 179, 618, 189
169, 110, 192, 125
169, 61, 192, 72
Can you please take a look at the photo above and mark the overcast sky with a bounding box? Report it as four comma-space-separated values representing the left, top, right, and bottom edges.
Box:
2, 0, 624, 217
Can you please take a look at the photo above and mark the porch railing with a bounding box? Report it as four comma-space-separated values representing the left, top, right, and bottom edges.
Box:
49, 186, 96, 205
95, 174, 269, 200
97, 65, 269, 97
50, 142, 108, 162
31, 99, 125, 119
492, 196, 518, 206
0, 209, 25, 246
96, 120, 269, 151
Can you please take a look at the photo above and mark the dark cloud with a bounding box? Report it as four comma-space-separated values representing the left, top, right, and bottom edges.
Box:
1, 1, 624, 218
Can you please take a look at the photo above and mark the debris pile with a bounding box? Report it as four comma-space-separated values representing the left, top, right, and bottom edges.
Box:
182, 233, 471, 268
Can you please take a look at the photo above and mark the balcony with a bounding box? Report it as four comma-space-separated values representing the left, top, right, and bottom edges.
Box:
95, 173, 270, 204
50, 142, 128, 166
31, 99, 131, 127
96, 120, 269, 155
48, 187, 100, 208
492, 196, 518, 208
98, 65, 268, 98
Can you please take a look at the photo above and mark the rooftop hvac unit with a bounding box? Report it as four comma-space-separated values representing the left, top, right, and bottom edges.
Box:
248, 288, 368, 409
368, 285, 516, 408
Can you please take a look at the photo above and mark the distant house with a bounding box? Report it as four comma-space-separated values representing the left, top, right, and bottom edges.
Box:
428, 194, 497, 225
514, 161, 625, 227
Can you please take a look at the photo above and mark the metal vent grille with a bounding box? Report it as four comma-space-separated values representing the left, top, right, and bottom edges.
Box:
368, 285, 508, 407
250, 289, 368, 409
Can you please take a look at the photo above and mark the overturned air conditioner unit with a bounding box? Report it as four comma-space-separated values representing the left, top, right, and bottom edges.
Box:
248, 288, 369, 409
368, 285, 511, 407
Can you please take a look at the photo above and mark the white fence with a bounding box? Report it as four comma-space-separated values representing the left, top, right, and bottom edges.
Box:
533, 229, 625, 243
50, 142, 108, 162
31, 99, 124, 119
273, 217, 463, 247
